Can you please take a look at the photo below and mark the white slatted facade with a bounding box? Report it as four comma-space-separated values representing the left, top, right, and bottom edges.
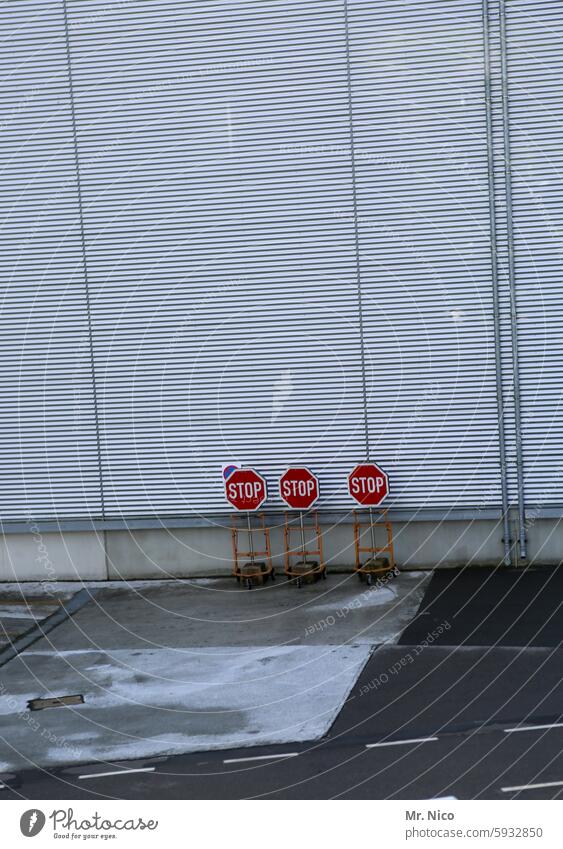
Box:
501, 2, 563, 510
348, 0, 502, 508
65, 0, 366, 515
0, 0, 101, 521
1, 0, 562, 525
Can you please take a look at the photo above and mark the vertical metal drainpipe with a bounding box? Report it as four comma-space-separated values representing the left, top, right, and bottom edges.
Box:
61, 0, 105, 520
343, 0, 370, 462
499, 0, 527, 559
482, 0, 512, 566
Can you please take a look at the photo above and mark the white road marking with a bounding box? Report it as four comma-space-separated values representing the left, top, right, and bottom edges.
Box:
502, 779, 563, 793
0, 784, 6, 790
504, 723, 563, 734
78, 767, 155, 780
223, 752, 299, 764
365, 736, 439, 749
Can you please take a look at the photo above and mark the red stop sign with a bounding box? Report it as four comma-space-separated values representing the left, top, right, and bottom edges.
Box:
348, 463, 389, 506
279, 467, 319, 510
225, 468, 267, 511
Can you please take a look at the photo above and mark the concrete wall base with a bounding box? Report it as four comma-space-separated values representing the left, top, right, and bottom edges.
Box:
2, 517, 562, 581
0, 530, 106, 583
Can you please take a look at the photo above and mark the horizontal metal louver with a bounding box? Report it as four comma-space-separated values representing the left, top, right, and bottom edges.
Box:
347, 0, 502, 508
0, 0, 101, 522
500, 2, 563, 510
2, 0, 561, 527
65, 0, 366, 516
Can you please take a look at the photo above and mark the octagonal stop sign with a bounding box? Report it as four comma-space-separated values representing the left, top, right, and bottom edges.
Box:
225, 468, 267, 511
279, 467, 319, 510
348, 463, 389, 506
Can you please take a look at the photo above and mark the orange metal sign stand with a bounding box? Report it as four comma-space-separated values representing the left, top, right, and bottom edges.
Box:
231, 513, 274, 589
353, 509, 395, 585
283, 510, 326, 588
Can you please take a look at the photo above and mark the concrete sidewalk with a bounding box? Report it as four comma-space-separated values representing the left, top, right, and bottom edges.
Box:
0, 571, 428, 772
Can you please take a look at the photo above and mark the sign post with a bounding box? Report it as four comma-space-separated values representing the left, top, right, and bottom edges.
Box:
226, 467, 268, 556
279, 467, 324, 585
225, 468, 271, 588
279, 467, 319, 563
348, 463, 390, 570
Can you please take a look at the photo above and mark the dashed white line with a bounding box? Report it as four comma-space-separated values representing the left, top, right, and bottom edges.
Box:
501, 779, 563, 793
365, 737, 439, 749
78, 767, 155, 780
0, 784, 6, 790
504, 723, 563, 734
223, 753, 299, 764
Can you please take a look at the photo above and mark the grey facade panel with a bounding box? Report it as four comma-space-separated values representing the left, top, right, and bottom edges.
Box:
348, 0, 503, 508
502, 2, 563, 511
0, 0, 102, 522
65, 0, 366, 516
1, 1, 562, 525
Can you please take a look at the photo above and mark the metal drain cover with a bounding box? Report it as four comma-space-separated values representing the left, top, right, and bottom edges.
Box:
28, 694, 84, 711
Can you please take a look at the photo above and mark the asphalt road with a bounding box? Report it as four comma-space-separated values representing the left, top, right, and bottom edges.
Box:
2, 721, 563, 800
399, 566, 563, 649
1, 567, 562, 800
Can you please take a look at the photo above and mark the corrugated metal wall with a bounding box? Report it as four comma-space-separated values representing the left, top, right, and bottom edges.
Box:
0, 0, 102, 522
348, 0, 502, 509
65, 0, 367, 517
1, 0, 561, 525
500, 1, 563, 515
